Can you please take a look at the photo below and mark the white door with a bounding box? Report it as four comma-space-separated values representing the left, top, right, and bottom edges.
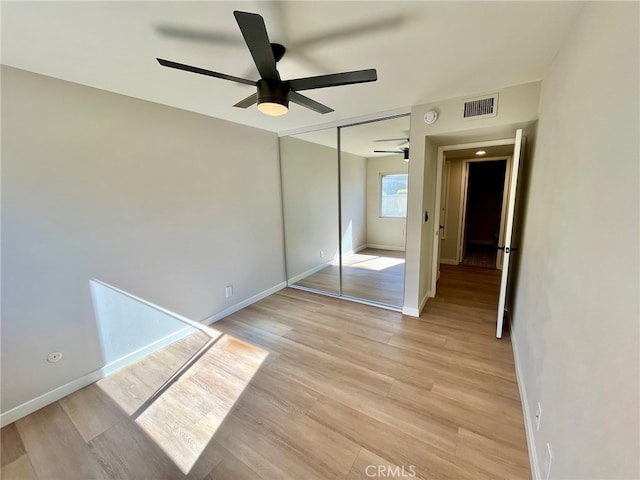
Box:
496, 129, 524, 338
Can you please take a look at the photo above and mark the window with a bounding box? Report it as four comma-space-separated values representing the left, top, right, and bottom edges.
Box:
380, 173, 408, 218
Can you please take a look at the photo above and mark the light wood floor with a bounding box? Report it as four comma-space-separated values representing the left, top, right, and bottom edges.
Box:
295, 248, 405, 307
1, 264, 530, 480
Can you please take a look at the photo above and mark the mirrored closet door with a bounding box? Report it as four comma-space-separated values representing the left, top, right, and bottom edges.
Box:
280, 114, 410, 309
280, 128, 340, 295
339, 116, 409, 306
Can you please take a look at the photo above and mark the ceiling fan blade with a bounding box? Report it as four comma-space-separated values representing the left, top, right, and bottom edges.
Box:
157, 58, 255, 86
295, 15, 407, 49
154, 25, 242, 46
374, 150, 403, 154
289, 91, 334, 114
288, 69, 377, 92
234, 93, 258, 108
375, 137, 410, 143
233, 11, 279, 81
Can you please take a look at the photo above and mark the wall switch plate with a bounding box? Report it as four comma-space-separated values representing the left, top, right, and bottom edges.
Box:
225, 285, 233, 298
535, 402, 542, 431
544, 443, 553, 480
320, 250, 325, 258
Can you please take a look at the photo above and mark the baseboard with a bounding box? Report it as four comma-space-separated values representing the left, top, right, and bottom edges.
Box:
201, 282, 287, 325
402, 292, 430, 318
366, 243, 406, 252
420, 291, 431, 309
0, 370, 104, 427
510, 327, 540, 480
342, 244, 367, 257
0, 281, 287, 428
439, 258, 459, 265
401, 306, 420, 317
287, 263, 331, 285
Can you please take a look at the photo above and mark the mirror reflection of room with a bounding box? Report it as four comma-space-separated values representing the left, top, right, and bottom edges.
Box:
339, 116, 409, 307
280, 128, 340, 295
279, 115, 409, 309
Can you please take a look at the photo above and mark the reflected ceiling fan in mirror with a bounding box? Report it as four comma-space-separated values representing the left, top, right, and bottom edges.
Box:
157, 11, 378, 116
374, 137, 409, 146
374, 146, 410, 161
374, 137, 409, 160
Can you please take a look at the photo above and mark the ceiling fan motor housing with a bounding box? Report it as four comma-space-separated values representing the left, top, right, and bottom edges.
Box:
257, 79, 289, 109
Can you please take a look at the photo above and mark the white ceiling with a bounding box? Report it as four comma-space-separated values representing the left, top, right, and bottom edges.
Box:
1, 1, 584, 135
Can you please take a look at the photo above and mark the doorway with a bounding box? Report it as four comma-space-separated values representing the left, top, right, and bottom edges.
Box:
432, 132, 525, 338
460, 159, 507, 269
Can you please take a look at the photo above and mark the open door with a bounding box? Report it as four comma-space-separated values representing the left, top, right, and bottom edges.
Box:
496, 129, 524, 338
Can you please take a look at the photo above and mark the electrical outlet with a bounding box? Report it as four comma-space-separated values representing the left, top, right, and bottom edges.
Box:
225, 285, 233, 298
47, 352, 63, 363
544, 443, 553, 480
320, 250, 325, 258
535, 402, 542, 431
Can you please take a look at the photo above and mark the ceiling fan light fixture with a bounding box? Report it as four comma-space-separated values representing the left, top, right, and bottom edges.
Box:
257, 101, 288, 116
257, 78, 289, 116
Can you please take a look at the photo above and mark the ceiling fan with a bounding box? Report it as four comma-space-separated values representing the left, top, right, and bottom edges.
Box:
374, 137, 409, 146
374, 146, 410, 161
157, 11, 378, 116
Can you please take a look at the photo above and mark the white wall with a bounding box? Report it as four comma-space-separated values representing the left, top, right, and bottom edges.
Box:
279, 135, 339, 283
405, 82, 541, 314
440, 159, 463, 262
366, 155, 408, 250
1, 67, 286, 416
280, 135, 369, 284
341, 152, 367, 255
510, 3, 639, 478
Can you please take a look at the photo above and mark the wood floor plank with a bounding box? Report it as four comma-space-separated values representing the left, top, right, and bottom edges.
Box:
248, 367, 320, 413
455, 427, 531, 480
216, 413, 335, 480
217, 319, 396, 397
347, 448, 426, 480
60, 383, 129, 442
1, 455, 37, 480
16, 402, 108, 480
307, 396, 487, 480
233, 384, 361, 478
202, 448, 262, 480
89, 419, 183, 480
431, 378, 525, 425
1, 423, 27, 467
388, 380, 528, 449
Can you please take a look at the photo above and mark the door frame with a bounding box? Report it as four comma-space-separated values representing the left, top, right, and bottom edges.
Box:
456, 156, 512, 268
431, 137, 516, 298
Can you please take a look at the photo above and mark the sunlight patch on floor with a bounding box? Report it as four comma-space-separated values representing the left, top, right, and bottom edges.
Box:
334, 253, 405, 271
98, 327, 268, 474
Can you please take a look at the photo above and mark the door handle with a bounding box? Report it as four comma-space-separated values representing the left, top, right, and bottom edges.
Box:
439, 225, 445, 229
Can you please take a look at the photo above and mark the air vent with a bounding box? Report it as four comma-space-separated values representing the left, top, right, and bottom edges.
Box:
463, 94, 498, 119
